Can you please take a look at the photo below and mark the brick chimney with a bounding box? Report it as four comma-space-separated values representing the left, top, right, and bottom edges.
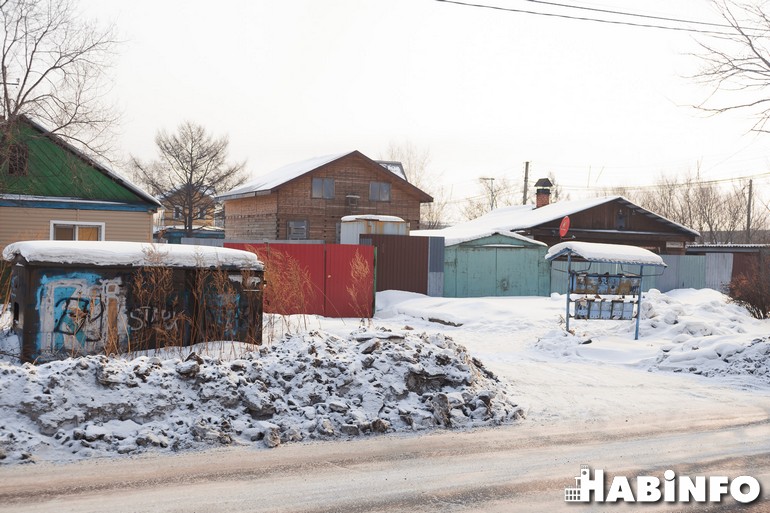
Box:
534, 177, 553, 208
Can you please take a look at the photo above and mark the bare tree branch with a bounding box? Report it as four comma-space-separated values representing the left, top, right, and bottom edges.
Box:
131, 121, 248, 237
693, 0, 770, 133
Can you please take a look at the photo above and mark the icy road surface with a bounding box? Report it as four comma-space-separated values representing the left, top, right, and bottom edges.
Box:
1, 414, 768, 512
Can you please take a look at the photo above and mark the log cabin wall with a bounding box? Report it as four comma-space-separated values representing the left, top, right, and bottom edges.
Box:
275, 153, 422, 243
223, 194, 279, 240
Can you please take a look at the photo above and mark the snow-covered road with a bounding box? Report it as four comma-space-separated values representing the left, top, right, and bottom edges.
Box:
1, 412, 768, 512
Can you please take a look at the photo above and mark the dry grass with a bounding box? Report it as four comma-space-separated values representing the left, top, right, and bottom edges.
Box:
248, 246, 314, 342
346, 249, 373, 321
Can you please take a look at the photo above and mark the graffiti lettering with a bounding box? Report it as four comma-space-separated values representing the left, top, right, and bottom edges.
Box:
127, 306, 180, 331
53, 296, 105, 342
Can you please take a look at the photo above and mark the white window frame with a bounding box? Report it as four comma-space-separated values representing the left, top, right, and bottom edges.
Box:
50, 221, 106, 241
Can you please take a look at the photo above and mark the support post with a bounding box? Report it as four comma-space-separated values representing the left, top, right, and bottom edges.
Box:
565, 252, 572, 333
634, 265, 644, 340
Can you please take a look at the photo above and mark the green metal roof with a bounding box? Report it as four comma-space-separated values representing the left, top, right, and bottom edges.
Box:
0, 119, 159, 207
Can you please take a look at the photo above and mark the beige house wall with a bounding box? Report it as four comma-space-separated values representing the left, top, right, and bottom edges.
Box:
0, 206, 153, 251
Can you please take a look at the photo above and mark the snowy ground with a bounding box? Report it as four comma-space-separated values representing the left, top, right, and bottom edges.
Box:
1, 288, 768, 464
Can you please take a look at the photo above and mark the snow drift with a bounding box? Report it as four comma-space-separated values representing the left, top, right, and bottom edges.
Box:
0, 328, 523, 463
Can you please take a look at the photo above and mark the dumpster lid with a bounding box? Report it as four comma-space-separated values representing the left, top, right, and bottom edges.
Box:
2, 241, 263, 270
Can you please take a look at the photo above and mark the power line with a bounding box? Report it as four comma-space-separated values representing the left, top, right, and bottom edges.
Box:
521, 0, 746, 31
435, 0, 753, 36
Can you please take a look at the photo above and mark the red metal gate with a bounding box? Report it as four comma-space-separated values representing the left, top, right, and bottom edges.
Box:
324, 245, 375, 318
225, 243, 374, 318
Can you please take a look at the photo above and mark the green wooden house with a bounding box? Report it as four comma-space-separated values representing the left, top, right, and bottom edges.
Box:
0, 116, 161, 250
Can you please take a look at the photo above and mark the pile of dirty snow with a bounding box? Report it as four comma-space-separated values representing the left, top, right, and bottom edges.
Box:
0, 328, 523, 463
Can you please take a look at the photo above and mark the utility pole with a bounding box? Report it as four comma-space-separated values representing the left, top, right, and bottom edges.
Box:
747, 179, 753, 243
523, 161, 530, 205
480, 177, 496, 211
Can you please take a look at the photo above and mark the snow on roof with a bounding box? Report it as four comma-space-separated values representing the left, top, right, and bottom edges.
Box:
412, 225, 545, 247
218, 152, 415, 201
376, 161, 407, 181
341, 215, 405, 223
3, 241, 263, 270
419, 196, 699, 243
545, 241, 666, 267
217, 152, 351, 200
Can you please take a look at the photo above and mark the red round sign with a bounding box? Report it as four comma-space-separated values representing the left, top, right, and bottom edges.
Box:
559, 216, 570, 238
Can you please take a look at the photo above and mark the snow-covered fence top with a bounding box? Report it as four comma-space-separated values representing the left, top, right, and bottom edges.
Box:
2, 240, 263, 270
545, 241, 666, 267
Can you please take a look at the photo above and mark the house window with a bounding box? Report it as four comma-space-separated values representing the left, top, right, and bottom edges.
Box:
173, 206, 183, 220
50, 221, 105, 241
6, 143, 28, 176
369, 182, 391, 202
287, 220, 308, 240
197, 206, 207, 219
312, 177, 334, 199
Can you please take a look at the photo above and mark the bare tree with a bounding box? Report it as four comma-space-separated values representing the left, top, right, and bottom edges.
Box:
0, 0, 117, 154
619, 169, 769, 244
693, 1, 770, 132
461, 176, 520, 220
382, 140, 448, 229
132, 122, 248, 236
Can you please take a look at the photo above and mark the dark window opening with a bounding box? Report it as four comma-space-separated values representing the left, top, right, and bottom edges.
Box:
369, 182, 391, 202
287, 220, 308, 240
7, 143, 28, 176
312, 177, 334, 199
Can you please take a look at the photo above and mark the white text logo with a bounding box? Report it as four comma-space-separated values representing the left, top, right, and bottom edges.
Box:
564, 465, 761, 504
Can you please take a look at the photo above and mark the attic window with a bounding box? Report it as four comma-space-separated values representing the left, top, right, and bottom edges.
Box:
369, 182, 391, 202
6, 142, 28, 176
312, 177, 334, 199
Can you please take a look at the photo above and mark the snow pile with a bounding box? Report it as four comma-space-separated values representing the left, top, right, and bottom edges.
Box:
0, 329, 523, 463
525, 289, 770, 384
654, 336, 770, 380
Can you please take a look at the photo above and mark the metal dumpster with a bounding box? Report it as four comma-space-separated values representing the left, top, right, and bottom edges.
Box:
3, 241, 264, 362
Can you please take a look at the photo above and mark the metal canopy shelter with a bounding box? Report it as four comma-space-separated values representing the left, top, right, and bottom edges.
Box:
545, 241, 667, 340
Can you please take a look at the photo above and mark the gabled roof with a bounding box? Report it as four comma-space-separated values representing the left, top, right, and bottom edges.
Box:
444, 196, 699, 238
3, 116, 161, 208
413, 227, 546, 247
217, 150, 432, 202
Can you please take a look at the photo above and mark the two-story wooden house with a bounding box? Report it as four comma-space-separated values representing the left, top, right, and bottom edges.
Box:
217, 151, 433, 243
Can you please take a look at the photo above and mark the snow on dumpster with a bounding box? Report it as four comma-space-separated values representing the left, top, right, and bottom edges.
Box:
3, 241, 264, 362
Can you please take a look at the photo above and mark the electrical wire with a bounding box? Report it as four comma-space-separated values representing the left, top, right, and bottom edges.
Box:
435, 0, 758, 37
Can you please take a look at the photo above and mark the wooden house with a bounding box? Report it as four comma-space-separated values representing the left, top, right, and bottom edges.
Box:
426, 186, 698, 256
0, 116, 161, 251
217, 151, 433, 243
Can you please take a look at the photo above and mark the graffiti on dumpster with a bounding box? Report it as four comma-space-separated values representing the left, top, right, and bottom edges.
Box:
38, 273, 127, 354
127, 306, 180, 331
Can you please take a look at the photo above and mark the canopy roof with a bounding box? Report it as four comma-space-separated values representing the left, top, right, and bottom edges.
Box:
545, 241, 666, 267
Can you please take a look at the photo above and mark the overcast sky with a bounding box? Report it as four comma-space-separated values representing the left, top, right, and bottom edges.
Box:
80, 0, 770, 211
